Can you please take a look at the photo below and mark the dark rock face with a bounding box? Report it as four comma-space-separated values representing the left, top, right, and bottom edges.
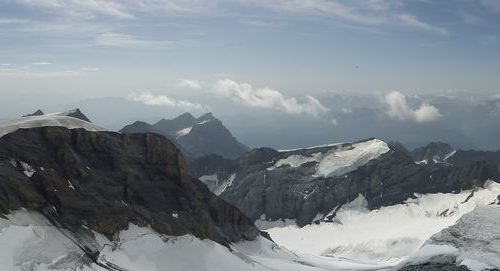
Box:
447, 149, 500, 167
189, 139, 500, 226
64, 108, 92, 122
120, 112, 249, 161
23, 109, 45, 117
0, 127, 259, 245
154, 112, 197, 135
412, 142, 500, 167
398, 262, 471, 271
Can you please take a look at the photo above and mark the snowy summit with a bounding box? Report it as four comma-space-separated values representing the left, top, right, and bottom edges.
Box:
0, 112, 108, 139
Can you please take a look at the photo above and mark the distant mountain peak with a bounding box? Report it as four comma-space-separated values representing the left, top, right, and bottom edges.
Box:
62, 108, 92, 122
121, 112, 249, 160
411, 142, 455, 164
176, 112, 196, 122
23, 109, 45, 117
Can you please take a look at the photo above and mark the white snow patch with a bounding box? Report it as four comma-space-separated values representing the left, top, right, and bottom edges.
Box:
214, 173, 236, 195
402, 205, 500, 271
175, 126, 192, 137
266, 181, 500, 267
314, 139, 390, 178
198, 119, 212, 125
0, 210, 102, 271
269, 139, 390, 178
0, 115, 108, 139
20, 161, 36, 177
67, 179, 75, 190
443, 150, 457, 161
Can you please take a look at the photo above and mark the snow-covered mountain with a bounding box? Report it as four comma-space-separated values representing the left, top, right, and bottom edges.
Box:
188, 138, 500, 226
0, 114, 271, 270
0, 113, 107, 138
120, 112, 249, 160
1, 112, 500, 270
23, 108, 92, 122
260, 182, 500, 271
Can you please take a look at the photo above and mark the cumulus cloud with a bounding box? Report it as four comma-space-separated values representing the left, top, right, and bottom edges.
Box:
128, 91, 207, 111
176, 79, 202, 89
214, 79, 329, 117
385, 91, 442, 123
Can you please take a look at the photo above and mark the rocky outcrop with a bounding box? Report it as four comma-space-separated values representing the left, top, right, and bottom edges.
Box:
120, 112, 249, 160
398, 206, 500, 271
189, 139, 500, 226
0, 126, 259, 245
411, 142, 455, 164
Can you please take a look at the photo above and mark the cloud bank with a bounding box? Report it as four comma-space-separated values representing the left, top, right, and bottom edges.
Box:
214, 79, 329, 117
128, 92, 207, 111
385, 91, 442, 123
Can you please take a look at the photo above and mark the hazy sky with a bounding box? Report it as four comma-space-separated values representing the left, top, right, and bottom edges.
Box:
1, 0, 500, 113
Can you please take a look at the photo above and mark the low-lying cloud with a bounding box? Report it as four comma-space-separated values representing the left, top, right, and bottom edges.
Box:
214, 79, 329, 117
128, 92, 207, 111
176, 79, 202, 90
385, 91, 442, 123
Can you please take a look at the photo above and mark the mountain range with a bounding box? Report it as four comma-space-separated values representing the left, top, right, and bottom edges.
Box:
0, 109, 499, 270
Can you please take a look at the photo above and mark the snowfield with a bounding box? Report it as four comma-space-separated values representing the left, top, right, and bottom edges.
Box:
265, 181, 500, 268
0, 114, 108, 138
400, 205, 500, 271
0, 210, 393, 271
269, 139, 390, 177
1, 185, 499, 270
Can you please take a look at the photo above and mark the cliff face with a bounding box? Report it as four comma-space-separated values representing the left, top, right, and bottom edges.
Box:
0, 126, 259, 245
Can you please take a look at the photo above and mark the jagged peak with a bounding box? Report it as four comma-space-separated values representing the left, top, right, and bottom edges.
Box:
22, 109, 45, 117
197, 112, 214, 121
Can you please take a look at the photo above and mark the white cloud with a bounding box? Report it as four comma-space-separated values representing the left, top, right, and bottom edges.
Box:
18, 0, 134, 19
31, 62, 53, 65
95, 33, 171, 48
0, 69, 81, 78
243, 0, 447, 35
385, 91, 442, 123
128, 91, 207, 111
214, 79, 329, 117
398, 14, 448, 35
80, 67, 100, 71
176, 79, 202, 89
0, 18, 30, 24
